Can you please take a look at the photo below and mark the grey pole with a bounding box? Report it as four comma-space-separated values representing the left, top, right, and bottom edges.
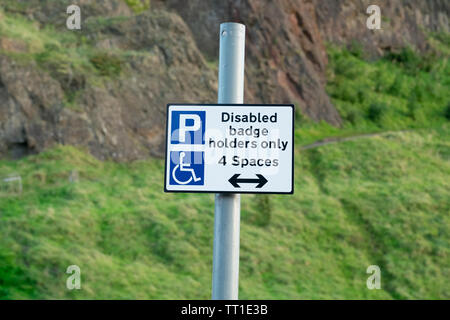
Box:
212, 22, 245, 300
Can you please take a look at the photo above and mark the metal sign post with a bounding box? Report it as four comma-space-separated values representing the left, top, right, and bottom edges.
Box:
212, 22, 246, 300
163, 22, 294, 299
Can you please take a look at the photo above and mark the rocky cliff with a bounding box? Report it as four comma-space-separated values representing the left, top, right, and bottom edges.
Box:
0, 0, 448, 160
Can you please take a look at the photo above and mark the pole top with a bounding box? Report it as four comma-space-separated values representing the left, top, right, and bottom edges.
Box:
220, 22, 245, 38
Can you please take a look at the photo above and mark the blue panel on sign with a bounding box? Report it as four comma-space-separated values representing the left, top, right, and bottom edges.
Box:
171, 111, 206, 145
169, 151, 205, 186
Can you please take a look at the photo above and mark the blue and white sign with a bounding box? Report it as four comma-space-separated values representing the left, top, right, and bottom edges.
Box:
165, 104, 294, 194
170, 111, 205, 145
169, 151, 204, 186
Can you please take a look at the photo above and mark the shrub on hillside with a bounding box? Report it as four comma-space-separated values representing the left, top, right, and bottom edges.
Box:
387, 75, 405, 97
90, 53, 123, 77
384, 47, 436, 75
333, 55, 362, 79
367, 102, 387, 123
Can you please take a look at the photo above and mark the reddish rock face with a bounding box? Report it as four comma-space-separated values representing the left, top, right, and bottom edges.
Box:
314, 0, 449, 53
165, 0, 341, 125
165, 0, 449, 126
0, 0, 448, 161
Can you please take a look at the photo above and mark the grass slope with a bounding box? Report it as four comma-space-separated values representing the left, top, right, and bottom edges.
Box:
296, 39, 450, 145
1, 126, 449, 299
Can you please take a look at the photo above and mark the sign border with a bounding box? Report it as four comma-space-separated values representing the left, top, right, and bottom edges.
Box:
164, 104, 295, 195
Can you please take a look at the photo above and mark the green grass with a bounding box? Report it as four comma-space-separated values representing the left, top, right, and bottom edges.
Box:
0, 125, 449, 299
124, 0, 150, 14
292, 37, 450, 147
325, 43, 449, 132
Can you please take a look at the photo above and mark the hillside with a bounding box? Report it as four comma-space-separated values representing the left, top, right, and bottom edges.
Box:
0, 0, 449, 299
1, 44, 450, 298
1, 125, 449, 299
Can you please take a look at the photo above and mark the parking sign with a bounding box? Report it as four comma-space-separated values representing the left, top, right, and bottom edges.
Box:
164, 104, 294, 194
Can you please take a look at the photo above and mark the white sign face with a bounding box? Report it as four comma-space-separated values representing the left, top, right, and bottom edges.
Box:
164, 104, 294, 194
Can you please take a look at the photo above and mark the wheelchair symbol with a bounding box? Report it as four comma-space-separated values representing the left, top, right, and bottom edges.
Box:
172, 152, 202, 185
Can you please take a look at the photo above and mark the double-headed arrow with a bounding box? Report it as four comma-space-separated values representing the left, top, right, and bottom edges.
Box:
228, 174, 268, 188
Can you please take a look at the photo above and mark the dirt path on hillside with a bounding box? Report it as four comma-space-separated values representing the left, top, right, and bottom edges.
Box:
300, 130, 412, 150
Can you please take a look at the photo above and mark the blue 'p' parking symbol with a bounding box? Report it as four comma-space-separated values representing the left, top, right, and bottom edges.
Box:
169, 110, 206, 186
169, 151, 204, 186
171, 111, 206, 145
